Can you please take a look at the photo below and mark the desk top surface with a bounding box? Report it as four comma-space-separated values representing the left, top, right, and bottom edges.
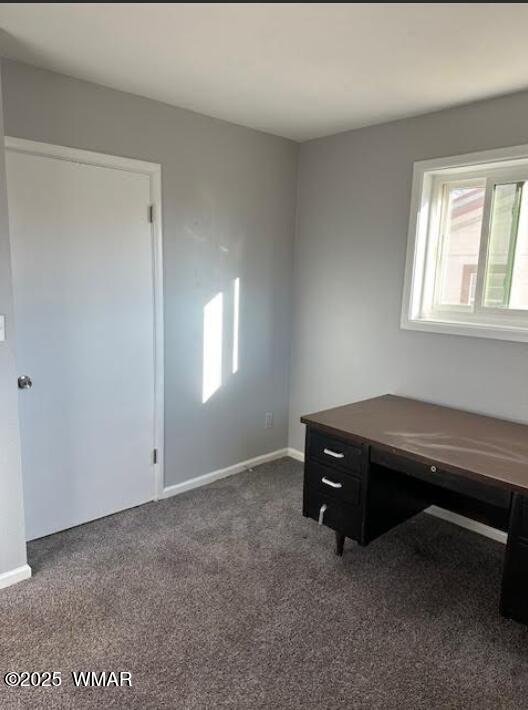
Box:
301, 395, 528, 494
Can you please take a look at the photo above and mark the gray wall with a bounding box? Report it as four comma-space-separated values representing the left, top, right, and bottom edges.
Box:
289, 90, 528, 451
1, 60, 298, 487
0, 63, 28, 575
6, 57, 528, 497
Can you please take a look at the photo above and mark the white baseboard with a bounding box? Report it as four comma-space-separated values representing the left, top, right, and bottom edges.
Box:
285, 448, 506, 544
426, 506, 507, 544
0, 563, 32, 591
287, 447, 305, 462
162, 447, 290, 499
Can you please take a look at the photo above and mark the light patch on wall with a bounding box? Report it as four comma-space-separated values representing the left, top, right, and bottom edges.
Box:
232, 277, 240, 374
202, 292, 223, 403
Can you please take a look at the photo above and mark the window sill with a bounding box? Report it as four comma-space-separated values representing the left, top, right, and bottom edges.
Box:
401, 316, 528, 343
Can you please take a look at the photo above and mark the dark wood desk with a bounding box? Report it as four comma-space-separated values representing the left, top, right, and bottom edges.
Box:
301, 395, 528, 625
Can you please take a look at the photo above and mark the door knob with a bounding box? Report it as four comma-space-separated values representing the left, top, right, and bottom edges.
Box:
18, 375, 32, 390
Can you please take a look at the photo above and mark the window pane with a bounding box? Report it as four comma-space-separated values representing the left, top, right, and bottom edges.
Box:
436, 184, 485, 307
484, 182, 528, 310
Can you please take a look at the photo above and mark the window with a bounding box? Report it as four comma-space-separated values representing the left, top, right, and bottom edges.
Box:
402, 144, 528, 342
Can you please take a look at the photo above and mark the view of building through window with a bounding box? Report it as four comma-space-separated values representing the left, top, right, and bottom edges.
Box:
436, 184, 484, 307
436, 182, 528, 311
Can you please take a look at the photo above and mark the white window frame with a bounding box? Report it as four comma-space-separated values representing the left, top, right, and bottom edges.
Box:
401, 143, 528, 343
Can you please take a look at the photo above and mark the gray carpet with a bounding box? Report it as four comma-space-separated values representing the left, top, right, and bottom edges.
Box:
0, 457, 527, 709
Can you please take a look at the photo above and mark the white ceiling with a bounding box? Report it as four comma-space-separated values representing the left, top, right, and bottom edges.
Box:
1, 3, 528, 141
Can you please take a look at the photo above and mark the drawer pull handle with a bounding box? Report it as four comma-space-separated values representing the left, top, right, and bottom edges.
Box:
322, 477, 342, 489
318, 504, 328, 525
323, 448, 344, 459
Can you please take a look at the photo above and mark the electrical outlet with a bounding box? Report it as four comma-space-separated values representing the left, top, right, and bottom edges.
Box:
265, 412, 273, 429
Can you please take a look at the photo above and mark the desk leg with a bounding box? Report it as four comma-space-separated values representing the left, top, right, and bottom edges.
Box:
500, 493, 528, 624
335, 531, 345, 556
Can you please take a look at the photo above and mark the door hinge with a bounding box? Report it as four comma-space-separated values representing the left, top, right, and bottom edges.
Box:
153, 448, 158, 464
148, 204, 154, 224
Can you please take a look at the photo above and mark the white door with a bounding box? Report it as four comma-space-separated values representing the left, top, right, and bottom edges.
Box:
6, 148, 156, 540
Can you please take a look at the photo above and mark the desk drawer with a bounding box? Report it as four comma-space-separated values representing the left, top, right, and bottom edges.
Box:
305, 461, 360, 505
304, 486, 361, 540
308, 429, 363, 473
371, 448, 511, 510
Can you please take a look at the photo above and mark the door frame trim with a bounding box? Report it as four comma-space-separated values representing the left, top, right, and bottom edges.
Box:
5, 136, 165, 500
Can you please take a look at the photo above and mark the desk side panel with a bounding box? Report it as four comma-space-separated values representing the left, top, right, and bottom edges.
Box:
501, 494, 528, 624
